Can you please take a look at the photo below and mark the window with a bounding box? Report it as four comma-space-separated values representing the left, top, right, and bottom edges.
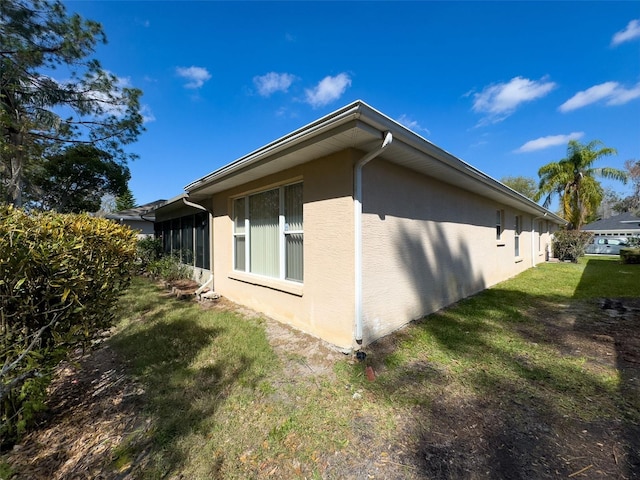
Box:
496, 210, 504, 241
233, 182, 303, 283
514, 215, 522, 257
537, 220, 543, 252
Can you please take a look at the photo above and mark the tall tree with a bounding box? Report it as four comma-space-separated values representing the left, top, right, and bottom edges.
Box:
28, 144, 129, 213
0, 0, 143, 207
534, 140, 627, 230
115, 187, 135, 211
612, 159, 640, 214
501, 175, 538, 199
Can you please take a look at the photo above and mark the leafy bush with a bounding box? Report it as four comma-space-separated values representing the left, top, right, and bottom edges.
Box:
0, 206, 137, 445
620, 248, 640, 264
147, 252, 192, 282
137, 236, 163, 270
552, 230, 593, 262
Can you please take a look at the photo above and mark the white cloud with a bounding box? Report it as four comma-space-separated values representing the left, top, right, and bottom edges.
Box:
397, 114, 430, 135
515, 132, 584, 153
611, 19, 640, 46
472, 76, 556, 124
304, 73, 352, 108
606, 82, 640, 105
141, 104, 156, 123
559, 81, 640, 112
176, 66, 211, 89
253, 72, 296, 97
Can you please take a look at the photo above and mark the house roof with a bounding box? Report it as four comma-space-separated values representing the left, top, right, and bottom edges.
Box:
104, 199, 166, 221
583, 212, 640, 232
185, 100, 566, 224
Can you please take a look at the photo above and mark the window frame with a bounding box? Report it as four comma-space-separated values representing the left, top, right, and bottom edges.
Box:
514, 215, 522, 257
537, 219, 543, 253
232, 181, 303, 284
496, 209, 504, 242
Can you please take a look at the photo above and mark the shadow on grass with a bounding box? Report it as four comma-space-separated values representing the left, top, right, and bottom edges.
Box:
109, 290, 260, 477
574, 258, 640, 477
359, 256, 639, 479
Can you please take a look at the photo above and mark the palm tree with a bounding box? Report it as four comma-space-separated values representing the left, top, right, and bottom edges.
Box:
534, 140, 627, 230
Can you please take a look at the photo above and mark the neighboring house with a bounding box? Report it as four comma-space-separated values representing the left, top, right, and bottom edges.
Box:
582, 212, 640, 239
153, 194, 212, 284
171, 100, 566, 351
104, 200, 165, 238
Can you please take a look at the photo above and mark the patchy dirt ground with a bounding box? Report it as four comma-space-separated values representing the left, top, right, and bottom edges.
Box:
3, 284, 639, 479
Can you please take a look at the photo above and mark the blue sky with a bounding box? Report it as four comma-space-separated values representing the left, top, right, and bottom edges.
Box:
64, 1, 640, 207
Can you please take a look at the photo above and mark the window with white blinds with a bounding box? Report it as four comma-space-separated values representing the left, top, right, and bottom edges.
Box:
233, 182, 303, 283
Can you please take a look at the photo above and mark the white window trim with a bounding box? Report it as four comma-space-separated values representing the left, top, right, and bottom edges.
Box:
232, 181, 303, 285
537, 220, 544, 254
496, 209, 505, 246
514, 215, 522, 259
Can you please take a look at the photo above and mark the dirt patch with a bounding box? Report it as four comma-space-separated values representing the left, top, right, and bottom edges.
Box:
3, 343, 151, 479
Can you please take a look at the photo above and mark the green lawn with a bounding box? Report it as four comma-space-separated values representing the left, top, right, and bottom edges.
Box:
108, 257, 640, 479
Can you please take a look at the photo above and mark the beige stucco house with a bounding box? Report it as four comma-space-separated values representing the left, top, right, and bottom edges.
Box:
172, 101, 566, 351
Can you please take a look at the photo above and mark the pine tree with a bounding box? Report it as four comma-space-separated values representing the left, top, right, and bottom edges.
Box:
0, 0, 143, 207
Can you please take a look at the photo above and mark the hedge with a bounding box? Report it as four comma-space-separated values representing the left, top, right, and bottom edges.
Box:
620, 248, 640, 264
552, 229, 593, 263
0, 206, 137, 445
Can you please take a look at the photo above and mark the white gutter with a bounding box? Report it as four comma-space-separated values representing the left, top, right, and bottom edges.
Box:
354, 131, 393, 345
531, 213, 548, 267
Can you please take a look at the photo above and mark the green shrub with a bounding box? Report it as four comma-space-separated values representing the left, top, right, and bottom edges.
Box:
552, 230, 593, 263
137, 236, 163, 270
0, 206, 137, 445
620, 248, 640, 264
147, 252, 193, 282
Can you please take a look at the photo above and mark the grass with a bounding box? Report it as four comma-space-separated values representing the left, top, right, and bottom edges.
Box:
110, 278, 357, 479
356, 259, 639, 417
106, 257, 640, 478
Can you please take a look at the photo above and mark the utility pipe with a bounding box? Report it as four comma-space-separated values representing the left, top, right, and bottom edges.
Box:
354, 131, 393, 345
531, 213, 547, 267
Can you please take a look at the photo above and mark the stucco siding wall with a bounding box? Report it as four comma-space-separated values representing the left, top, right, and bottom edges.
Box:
360, 158, 547, 344
211, 150, 358, 349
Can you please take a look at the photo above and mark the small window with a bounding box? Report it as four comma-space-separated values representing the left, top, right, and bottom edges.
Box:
496, 210, 504, 241
514, 215, 522, 257
537, 220, 543, 252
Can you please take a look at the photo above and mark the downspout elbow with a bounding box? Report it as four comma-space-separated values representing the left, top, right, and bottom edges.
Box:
182, 197, 212, 215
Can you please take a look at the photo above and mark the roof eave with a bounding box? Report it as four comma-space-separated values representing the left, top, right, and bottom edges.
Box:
184, 100, 566, 225
185, 100, 366, 192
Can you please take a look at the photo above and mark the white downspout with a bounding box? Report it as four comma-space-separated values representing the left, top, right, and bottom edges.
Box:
354, 131, 393, 345
531, 213, 548, 267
